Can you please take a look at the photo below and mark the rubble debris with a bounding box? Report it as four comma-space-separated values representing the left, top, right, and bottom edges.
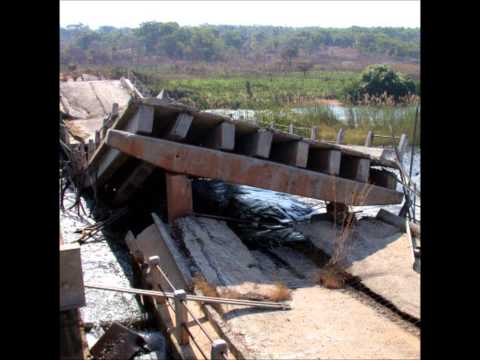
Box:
90, 322, 147, 360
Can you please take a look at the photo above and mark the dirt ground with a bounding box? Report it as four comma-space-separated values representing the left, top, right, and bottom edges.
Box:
221, 286, 419, 359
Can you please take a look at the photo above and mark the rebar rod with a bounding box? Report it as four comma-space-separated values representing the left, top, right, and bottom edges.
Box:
85, 283, 291, 310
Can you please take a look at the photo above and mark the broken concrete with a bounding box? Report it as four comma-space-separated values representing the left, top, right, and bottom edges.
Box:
60, 80, 131, 119
176, 216, 279, 300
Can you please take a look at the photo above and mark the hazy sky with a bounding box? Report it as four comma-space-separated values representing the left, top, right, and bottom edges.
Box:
60, 1, 420, 29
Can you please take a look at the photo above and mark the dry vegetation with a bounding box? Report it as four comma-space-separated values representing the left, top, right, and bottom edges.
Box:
192, 275, 291, 302
314, 182, 374, 290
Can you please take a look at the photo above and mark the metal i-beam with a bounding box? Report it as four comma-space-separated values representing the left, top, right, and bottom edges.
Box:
106, 130, 403, 206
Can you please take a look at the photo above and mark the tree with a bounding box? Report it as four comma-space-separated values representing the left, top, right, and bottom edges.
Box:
281, 46, 298, 67
345, 64, 416, 103
296, 61, 315, 77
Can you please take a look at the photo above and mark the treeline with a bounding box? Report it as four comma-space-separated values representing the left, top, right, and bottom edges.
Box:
60, 22, 419, 66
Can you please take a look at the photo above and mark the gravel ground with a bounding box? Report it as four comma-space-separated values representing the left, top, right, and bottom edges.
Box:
61, 188, 144, 328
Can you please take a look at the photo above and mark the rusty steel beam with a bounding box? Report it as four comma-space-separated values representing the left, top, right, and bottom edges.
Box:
106, 130, 403, 206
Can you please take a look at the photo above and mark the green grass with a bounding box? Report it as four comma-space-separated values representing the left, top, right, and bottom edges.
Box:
252, 104, 420, 146
65, 65, 420, 146
128, 68, 359, 109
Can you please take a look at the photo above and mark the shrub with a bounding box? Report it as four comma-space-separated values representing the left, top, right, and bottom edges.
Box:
345, 64, 416, 103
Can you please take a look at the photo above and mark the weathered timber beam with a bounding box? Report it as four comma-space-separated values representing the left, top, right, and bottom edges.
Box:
339, 155, 371, 183
112, 161, 156, 205
60, 244, 86, 311
237, 129, 273, 158
270, 140, 309, 168
204, 121, 235, 150
307, 148, 341, 175
106, 130, 403, 205
162, 113, 193, 141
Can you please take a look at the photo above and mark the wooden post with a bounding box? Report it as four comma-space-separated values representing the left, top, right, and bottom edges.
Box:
174, 289, 189, 345
211, 339, 228, 360
336, 128, 345, 144
365, 130, 374, 147
101, 117, 108, 139
288, 123, 294, 134
398, 133, 408, 155
95, 130, 100, 147
310, 126, 318, 140
87, 139, 94, 160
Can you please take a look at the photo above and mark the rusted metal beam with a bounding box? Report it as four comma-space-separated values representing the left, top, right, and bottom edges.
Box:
166, 173, 193, 224
106, 130, 403, 205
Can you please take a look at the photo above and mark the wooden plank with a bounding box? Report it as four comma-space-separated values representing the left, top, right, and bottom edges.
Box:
398, 133, 409, 155
60, 309, 86, 360
163, 113, 193, 141
336, 128, 345, 144
370, 168, 397, 190
237, 129, 273, 159
270, 140, 309, 168
205, 121, 235, 150
340, 155, 371, 182
60, 244, 86, 311
166, 173, 193, 223
112, 161, 156, 205
307, 148, 341, 175
106, 130, 403, 206
365, 131, 374, 147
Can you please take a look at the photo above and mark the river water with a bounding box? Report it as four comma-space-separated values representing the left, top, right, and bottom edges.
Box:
205, 104, 419, 126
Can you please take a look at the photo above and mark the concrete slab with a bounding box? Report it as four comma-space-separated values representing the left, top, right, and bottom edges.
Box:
176, 216, 278, 300
60, 80, 131, 119
295, 218, 420, 319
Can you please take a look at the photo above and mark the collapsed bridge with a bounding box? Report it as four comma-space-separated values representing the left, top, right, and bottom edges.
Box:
60, 78, 419, 360
62, 80, 405, 221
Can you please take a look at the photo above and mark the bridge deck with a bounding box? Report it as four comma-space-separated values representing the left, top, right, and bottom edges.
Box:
86, 98, 403, 206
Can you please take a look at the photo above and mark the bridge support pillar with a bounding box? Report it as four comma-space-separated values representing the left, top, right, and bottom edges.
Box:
166, 172, 193, 224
